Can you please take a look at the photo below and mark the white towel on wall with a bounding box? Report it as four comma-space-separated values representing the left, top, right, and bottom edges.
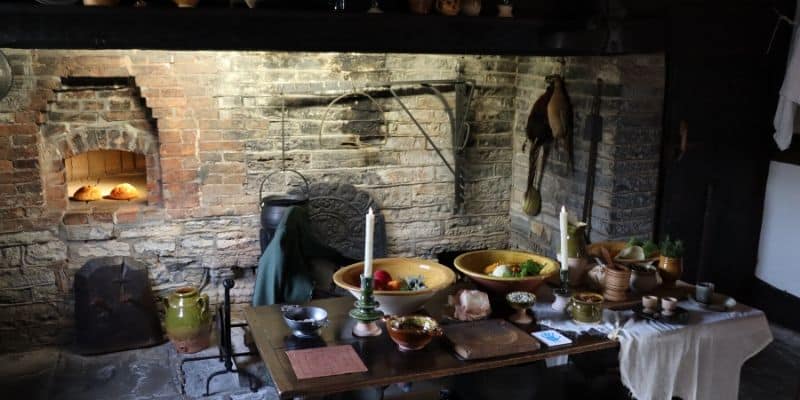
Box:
774, 1, 800, 150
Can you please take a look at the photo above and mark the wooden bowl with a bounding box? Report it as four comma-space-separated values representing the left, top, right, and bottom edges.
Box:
453, 250, 558, 295
333, 258, 456, 316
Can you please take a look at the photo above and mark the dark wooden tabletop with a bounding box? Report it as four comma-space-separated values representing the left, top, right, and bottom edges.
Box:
243, 282, 665, 400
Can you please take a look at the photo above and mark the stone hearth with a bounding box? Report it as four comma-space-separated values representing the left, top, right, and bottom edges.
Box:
0, 50, 663, 350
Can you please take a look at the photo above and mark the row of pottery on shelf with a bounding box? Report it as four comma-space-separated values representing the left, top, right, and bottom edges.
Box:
410, 0, 513, 17
83, 0, 198, 6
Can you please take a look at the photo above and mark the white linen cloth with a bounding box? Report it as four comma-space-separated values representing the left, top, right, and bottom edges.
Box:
535, 300, 772, 400
773, 0, 800, 150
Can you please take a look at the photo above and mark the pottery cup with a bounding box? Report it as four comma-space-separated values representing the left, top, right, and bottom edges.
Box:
661, 297, 678, 315
642, 295, 659, 313
695, 282, 715, 304
568, 292, 604, 324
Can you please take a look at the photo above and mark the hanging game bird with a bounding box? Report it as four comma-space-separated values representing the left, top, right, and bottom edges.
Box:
522, 83, 554, 216
547, 76, 574, 171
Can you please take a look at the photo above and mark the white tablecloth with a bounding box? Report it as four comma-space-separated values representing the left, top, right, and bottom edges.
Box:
534, 299, 773, 400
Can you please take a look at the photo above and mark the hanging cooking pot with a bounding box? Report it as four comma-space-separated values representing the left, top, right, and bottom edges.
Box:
258, 169, 310, 252
0, 50, 13, 101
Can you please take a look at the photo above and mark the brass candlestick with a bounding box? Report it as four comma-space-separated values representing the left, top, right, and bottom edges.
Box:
350, 274, 383, 337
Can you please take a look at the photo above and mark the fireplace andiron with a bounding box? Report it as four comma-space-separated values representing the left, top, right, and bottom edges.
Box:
350, 274, 384, 337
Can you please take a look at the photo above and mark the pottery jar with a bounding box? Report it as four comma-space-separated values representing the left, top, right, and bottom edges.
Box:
629, 267, 659, 294
408, 0, 434, 14
174, 0, 199, 7
436, 0, 461, 16
461, 0, 481, 16
164, 286, 211, 354
657, 256, 683, 287
602, 265, 631, 302
568, 292, 604, 323
497, 2, 513, 17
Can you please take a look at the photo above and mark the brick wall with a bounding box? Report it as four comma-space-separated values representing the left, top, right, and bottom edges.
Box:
0, 49, 664, 351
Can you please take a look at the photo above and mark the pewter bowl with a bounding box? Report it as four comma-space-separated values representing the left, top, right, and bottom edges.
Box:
281, 305, 328, 338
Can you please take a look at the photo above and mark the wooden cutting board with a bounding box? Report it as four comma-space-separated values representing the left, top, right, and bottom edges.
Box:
443, 319, 540, 360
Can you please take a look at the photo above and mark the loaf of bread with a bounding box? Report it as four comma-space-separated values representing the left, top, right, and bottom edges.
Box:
107, 183, 139, 200
72, 185, 102, 202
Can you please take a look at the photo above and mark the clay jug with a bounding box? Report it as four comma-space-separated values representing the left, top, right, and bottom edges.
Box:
567, 222, 588, 259
164, 286, 211, 353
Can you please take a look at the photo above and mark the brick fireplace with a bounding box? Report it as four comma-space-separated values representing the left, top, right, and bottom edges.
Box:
0, 50, 664, 350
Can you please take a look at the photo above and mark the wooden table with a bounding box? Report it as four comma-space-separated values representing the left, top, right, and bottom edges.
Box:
245, 290, 627, 400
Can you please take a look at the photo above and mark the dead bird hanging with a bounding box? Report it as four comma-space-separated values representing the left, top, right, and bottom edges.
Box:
546, 75, 574, 172
522, 80, 554, 216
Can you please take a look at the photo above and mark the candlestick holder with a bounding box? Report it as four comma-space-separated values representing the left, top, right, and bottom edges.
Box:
350, 274, 384, 337
560, 267, 570, 292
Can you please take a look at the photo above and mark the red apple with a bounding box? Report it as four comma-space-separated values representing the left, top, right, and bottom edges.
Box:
373, 269, 392, 290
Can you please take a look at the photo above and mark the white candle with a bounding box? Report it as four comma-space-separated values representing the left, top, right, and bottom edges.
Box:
364, 207, 375, 278
559, 205, 568, 272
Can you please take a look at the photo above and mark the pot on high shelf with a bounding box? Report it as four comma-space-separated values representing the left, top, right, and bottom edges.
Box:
658, 255, 683, 288
164, 286, 211, 354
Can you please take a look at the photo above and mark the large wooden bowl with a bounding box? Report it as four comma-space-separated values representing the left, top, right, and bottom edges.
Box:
333, 258, 456, 316
453, 250, 559, 295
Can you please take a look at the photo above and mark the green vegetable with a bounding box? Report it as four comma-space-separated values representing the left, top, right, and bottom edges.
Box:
660, 236, 684, 258
518, 259, 544, 277
403, 275, 427, 291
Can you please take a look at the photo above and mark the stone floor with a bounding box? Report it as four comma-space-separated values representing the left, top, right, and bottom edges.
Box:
0, 323, 797, 400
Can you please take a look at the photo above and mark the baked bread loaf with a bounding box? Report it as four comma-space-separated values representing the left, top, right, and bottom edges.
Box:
72, 185, 102, 202
107, 183, 139, 200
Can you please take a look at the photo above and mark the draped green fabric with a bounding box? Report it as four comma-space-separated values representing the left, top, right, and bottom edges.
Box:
252, 206, 342, 306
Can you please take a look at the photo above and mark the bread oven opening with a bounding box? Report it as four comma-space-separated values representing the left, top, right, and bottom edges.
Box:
66, 149, 147, 208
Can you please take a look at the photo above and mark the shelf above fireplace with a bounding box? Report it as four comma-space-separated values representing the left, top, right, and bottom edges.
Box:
0, 4, 664, 55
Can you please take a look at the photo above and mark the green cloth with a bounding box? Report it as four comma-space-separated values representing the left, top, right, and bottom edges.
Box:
252, 206, 342, 306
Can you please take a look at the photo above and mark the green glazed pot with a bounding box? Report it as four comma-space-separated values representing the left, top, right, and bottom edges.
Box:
568, 292, 604, 324
164, 286, 211, 354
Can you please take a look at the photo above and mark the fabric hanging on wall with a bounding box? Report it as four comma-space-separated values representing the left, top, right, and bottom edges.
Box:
773, 0, 800, 150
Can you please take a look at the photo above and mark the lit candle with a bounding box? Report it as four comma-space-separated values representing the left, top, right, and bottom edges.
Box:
364, 207, 375, 278
559, 205, 568, 272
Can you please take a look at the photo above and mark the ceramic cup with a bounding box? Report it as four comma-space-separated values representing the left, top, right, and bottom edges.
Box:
568, 292, 604, 324
642, 295, 659, 313
696, 282, 715, 304
661, 297, 678, 315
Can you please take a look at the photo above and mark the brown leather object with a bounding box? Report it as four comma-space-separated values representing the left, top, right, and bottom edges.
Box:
73, 185, 102, 202
107, 183, 139, 200
443, 319, 540, 360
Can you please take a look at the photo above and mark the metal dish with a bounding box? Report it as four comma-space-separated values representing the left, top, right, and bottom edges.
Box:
0, 50, 12, 101
281, 305, 328, 338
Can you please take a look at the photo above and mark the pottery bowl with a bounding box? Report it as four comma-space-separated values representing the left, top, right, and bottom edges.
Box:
506, 291, 536, 310
281, 305, 328, 337
385, 315, 442, 352
333, 258, 456, 315
453, 250, 558, 295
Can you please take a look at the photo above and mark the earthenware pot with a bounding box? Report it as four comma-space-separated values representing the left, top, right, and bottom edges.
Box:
658, 256, 682, 287
83, 0, 119, 5
566, 222, 588, 258
174, 0, 199, 7
385, 315, 443, 352
497, 3, 513, 17
461, 0, 481, 15
408, 0, 434, 14
163, 286, 211, 354
568, 292, 604, 323
629, 267, 659, 294
436, 0, 461, 16
602, 265, 631, 302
